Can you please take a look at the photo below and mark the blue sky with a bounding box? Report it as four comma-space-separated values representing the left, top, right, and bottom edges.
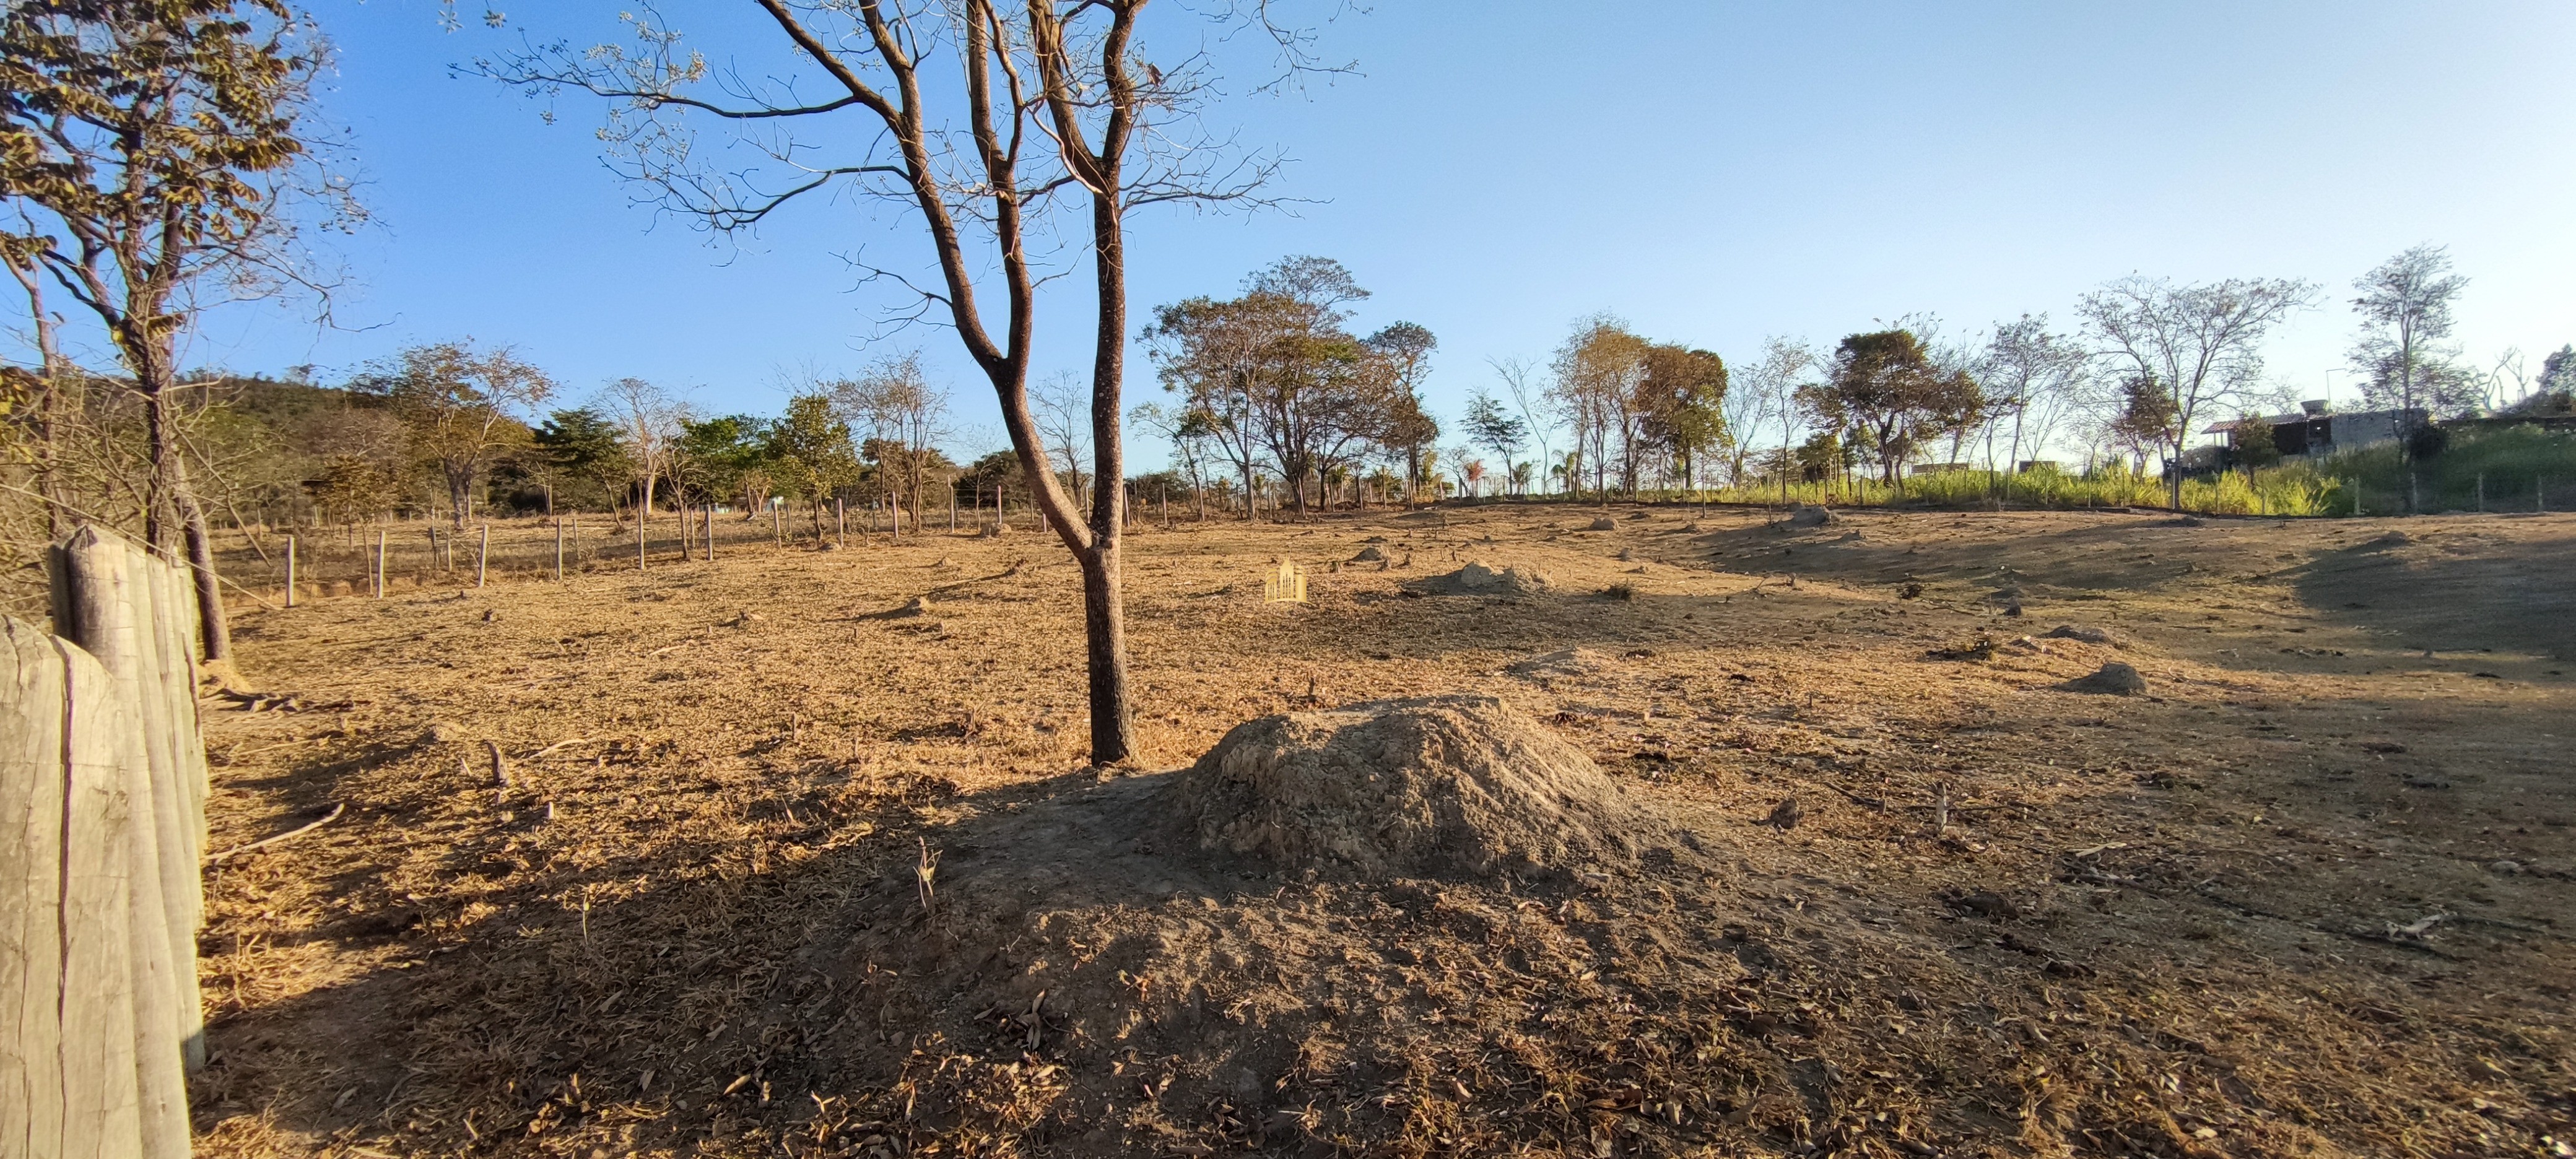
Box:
63, 1, 2576, 465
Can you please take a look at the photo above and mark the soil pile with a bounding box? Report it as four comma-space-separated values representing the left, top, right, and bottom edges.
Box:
1786, 504, 1838, 528
1168, 694, 1666, 880
2058, 661, 2148, 695
1408, 561, 1554, 596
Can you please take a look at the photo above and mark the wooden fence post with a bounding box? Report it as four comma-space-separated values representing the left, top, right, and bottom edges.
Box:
477, 523, 490, 587
30, 527, 208, 1159
284, 534, 296, 608
554, 517, 566, 581
4, 616, 188, 1158
373, 530, 386, 597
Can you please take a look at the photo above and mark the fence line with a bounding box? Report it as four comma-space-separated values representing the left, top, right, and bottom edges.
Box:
2, 524, 210, 1159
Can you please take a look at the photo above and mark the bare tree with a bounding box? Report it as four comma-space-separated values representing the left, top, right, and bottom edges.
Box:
598, 376, 687, 526
2351, 246, 2473, 508
1978, 315, 2090, 482
2, 0, 354, 667
2079, 276, 2314, 508
834, 353, 952, 534
479, 2, 1333, 763
1492, 356, 1556, 493
1030, 370, 1094, 511
1722, 337, 1814, 487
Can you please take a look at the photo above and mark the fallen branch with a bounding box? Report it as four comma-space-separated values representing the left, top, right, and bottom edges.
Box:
205, 802, 345, 863
526, 737, 593, 760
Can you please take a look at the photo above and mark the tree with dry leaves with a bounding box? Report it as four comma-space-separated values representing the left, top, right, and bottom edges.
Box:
2, 0, 354, 666
348, 341, 555, 525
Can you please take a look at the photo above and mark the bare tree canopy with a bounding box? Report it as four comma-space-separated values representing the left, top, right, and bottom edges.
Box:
832, 352, 952, 532
476, 1, 1342, 763
1978, 315, 2091, 482
2351, 245, 2479, 457
2078, 275, 2313, 508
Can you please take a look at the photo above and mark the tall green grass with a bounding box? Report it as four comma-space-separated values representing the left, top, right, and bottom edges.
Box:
2317, 425, 2576, 514
1511, 426, 2575, 516
1673, 462, 2344, 515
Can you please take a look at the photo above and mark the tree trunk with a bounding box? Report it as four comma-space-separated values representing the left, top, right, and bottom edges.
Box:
1080, 184, 1136, 765
134, 345, 232, 666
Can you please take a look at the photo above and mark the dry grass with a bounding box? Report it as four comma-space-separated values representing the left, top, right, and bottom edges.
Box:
189, 503, 2576, 1158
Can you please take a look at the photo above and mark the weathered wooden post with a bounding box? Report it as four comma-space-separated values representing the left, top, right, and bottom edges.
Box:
554, 516, 566, 580
285, 535, 296, 607
837, 497, 846, 547
2, 615, 191, 1159
373, 530, 386, 597
703, 505, 715, 561
477, 523, 490, 587
45, 529, 209, 1093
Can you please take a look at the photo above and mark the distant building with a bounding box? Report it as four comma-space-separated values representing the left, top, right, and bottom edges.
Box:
2200, 401, 2424, 464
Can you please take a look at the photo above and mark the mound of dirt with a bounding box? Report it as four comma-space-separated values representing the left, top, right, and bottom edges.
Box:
1352, 545, 1385, 562
1584, 516, 1618, 531
1169, 694, 1667, 880
1786, 504, 1837, 528
2056, 662, 2147, 695
2042, 624, 2115, 645
1408, 562, 1554, 596
2365, 531, 2414, 548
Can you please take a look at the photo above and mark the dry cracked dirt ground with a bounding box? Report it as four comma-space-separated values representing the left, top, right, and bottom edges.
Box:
189, 505, 2576, 1159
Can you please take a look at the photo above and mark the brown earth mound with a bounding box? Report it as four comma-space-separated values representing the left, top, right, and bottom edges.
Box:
2057, 661, 2148, 695
1406, 561, 1554, 596
1168, 694, 1666, 880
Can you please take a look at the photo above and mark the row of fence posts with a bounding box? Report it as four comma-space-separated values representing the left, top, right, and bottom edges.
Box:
263, 487, 1281, 601
4, 526, 212, 1158
2348, 474, 2551, 517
